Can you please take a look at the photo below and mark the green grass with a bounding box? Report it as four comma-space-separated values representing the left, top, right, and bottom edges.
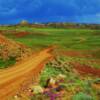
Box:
0, 26, 100, 68
40, 64, 63, 86
0, 57, 16, 69
0, 26, 100, 50
0, 26, 100, 99
40, 55, 99, 99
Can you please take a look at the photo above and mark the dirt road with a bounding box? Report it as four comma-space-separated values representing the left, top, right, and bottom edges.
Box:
0, 48, 53, 100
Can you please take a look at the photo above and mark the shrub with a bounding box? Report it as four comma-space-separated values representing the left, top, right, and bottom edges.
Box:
72, 92, 93, 100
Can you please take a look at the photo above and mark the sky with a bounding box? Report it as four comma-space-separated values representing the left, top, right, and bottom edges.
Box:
0, 0, 100, 24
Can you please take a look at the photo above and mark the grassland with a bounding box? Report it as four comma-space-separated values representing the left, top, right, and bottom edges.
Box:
0, 26, 100, 50
0, 26, 100, 68
0, 57, 16, 69
0, 26, 100, 99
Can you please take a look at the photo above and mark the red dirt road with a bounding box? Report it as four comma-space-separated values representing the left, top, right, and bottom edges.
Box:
0, 48, 53, 100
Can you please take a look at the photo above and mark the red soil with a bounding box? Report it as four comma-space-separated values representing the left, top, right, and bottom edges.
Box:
15, 31, 31, 38
62, 50, 100, 64
0, 30, 3, 34
71, 62, 100, 77
62, 50, 92, 58
0, 47, 53, 100
0, 34, 9, 44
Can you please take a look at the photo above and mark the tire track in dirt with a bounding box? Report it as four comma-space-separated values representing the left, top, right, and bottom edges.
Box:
0, 47, 53, 100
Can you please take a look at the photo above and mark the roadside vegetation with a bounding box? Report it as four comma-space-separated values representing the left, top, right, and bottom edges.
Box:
0, 25, 100, 99
0, 34, 32, 68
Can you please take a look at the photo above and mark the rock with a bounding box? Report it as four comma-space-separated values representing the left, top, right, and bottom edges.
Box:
30, 85, 43, 94
57, 74, 66, 79
46, 78, 56, 87
56, 74, 66, 83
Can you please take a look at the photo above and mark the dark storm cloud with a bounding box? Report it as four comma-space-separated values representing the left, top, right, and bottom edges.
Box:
0, 0, 100, 24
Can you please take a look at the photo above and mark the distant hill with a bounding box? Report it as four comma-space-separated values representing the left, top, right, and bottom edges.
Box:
19, 20, 30, 25
1, 22, 100, 29
19, 22, 100, 29
46, 23, 100, 29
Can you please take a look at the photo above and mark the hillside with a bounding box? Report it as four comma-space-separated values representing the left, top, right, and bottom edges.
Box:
2, 22, 100, 29
0, 34, 32, 68
0, 26, 100, 100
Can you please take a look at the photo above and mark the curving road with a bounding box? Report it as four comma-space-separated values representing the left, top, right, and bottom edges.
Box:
0, 48, 53, 100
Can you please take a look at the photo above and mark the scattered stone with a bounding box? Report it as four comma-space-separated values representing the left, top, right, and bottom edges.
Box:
29, 85, 43, 94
